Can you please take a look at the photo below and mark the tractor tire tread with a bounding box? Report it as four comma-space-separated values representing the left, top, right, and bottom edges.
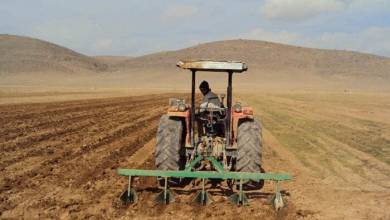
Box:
155, 115, 184, 171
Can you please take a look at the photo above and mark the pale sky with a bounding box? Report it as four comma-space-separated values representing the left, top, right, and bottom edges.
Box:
1, 0, 390, 57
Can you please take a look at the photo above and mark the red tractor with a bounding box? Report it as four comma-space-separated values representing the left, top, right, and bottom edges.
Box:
118, 60, 290, 208
155, 60, 263, 189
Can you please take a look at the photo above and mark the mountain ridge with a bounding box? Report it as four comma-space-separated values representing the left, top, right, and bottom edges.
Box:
1, 35, 389, 90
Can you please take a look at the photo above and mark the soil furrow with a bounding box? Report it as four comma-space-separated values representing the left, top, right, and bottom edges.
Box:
0, 107, 165, 195
0, 105, 163, 169
0, 99, 163, 142
0, 96, 163, 132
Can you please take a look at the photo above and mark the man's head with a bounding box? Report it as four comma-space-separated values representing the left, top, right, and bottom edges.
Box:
199, 80, 210, 96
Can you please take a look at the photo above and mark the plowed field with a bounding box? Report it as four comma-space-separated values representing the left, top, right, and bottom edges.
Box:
0, 94, 296, 219
0, 95, 172, 218
1, 92, 389, 219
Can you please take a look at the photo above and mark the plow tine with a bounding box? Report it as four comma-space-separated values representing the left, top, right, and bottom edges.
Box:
193, 178, 213, 205
120, 176, 138, 205
271, 181, 284, 211
194, 190, 213, 205
155, 190, 175, 204
229, 179, 248, 206
156, 177, 175, 204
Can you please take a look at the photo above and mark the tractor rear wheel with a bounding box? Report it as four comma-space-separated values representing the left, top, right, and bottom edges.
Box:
236, 119, 264, 190
155, 114, 185, 186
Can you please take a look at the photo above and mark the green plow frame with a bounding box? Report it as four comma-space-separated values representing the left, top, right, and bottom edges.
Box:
118, 155, 292, 208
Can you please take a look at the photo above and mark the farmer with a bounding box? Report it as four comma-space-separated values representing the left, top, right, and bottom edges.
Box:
199, 80, 221, 110
197, 80, 223, 136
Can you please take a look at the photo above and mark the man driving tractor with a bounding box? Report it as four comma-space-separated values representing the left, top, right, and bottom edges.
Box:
197, 80, 224, 137
199, 80, 221, 109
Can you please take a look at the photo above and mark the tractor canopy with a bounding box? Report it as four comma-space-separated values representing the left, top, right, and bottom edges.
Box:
177, 60, 248, 73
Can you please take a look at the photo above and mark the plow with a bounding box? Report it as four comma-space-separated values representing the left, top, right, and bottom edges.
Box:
117, 60, 292, 210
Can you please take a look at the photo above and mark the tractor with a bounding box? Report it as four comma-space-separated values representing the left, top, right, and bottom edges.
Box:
118, 60, 291, 209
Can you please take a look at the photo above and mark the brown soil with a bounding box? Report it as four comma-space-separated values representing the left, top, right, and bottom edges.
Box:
0, 94, 299, 219
1, 93, 389, 219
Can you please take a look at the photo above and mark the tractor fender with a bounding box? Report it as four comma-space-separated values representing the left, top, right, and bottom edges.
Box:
167, 109, 191, 148
231, 107, 254, 148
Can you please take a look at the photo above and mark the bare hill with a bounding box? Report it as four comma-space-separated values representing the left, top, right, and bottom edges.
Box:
1, 36, 389, 91
116, 39, 390, 77
113, 39, 390, 90
0, 34, 107, 74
